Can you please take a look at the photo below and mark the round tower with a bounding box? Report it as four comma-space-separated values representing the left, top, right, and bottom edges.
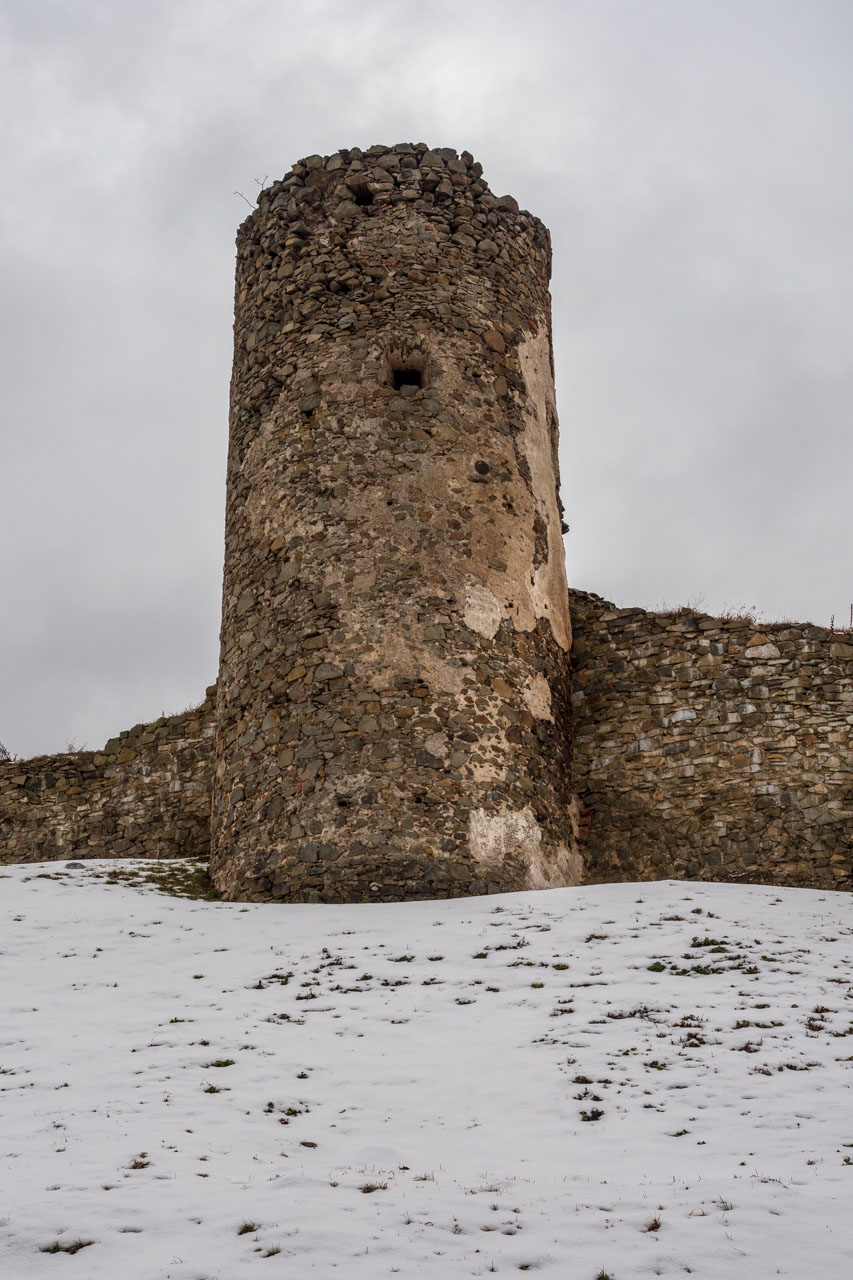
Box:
210, 143, 579, 902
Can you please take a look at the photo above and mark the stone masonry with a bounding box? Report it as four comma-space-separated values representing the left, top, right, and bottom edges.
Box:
0, 688, 215, 863
1, 144, 850, 897
571, 591, 853, 891
209, 145, 578, 902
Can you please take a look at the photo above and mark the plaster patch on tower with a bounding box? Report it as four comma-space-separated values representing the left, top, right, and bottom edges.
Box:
468, 805, 543, 867
422, 655, 468, 697
523, 672, 553, 721
463, 582, 502, 639
365, 632, 468, 696
516, 325, 571, 652
469, 806, 581, 888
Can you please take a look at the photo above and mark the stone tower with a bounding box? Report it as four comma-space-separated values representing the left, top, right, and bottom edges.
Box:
210, 144, 578, 902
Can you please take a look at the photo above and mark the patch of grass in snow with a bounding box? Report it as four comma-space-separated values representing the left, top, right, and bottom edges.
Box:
606, 1005, 655, 1021
237, 1221, 260, 1235
40, 1239, 95, 1254
97, 860, 221, 899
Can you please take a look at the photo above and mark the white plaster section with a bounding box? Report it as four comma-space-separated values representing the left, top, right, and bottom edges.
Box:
516, 324, 571, 652
469, 806, 542, 868
468, 806, 582, 888
463, 583, 502, 640
523, 672, 553, 721
367, 631, 467, 696
422, 654, 467, 696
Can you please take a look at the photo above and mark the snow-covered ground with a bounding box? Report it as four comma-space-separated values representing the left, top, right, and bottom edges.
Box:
1, 862, 852, 1278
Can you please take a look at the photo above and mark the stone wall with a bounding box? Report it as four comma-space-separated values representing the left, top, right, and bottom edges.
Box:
570, 591, 853, 890
0, 687, 216, 864
211, 143, 578, 904
4, 589, 853, 895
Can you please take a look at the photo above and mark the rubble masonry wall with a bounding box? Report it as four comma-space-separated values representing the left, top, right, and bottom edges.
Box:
571, 591, 853, 891
0, 688, 215, 864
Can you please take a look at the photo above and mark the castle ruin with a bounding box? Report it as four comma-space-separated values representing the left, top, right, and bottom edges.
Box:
1, 145, 851, 898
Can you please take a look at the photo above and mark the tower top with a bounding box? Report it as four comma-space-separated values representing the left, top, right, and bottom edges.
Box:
241, 143, 551, 275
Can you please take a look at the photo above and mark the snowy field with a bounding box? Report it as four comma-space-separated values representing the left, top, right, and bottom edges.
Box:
1, 862, 852, 1278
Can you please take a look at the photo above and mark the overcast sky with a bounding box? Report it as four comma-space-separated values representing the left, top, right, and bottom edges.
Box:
2, 0, 852, 759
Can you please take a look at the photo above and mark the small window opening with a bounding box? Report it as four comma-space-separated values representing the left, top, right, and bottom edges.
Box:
383, 346, 430, 393
392, 366, 424, 391
352, 183, 374, 207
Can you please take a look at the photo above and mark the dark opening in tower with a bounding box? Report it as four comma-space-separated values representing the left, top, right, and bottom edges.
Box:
392, 366, 423, 391
384, 347, 429, 392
